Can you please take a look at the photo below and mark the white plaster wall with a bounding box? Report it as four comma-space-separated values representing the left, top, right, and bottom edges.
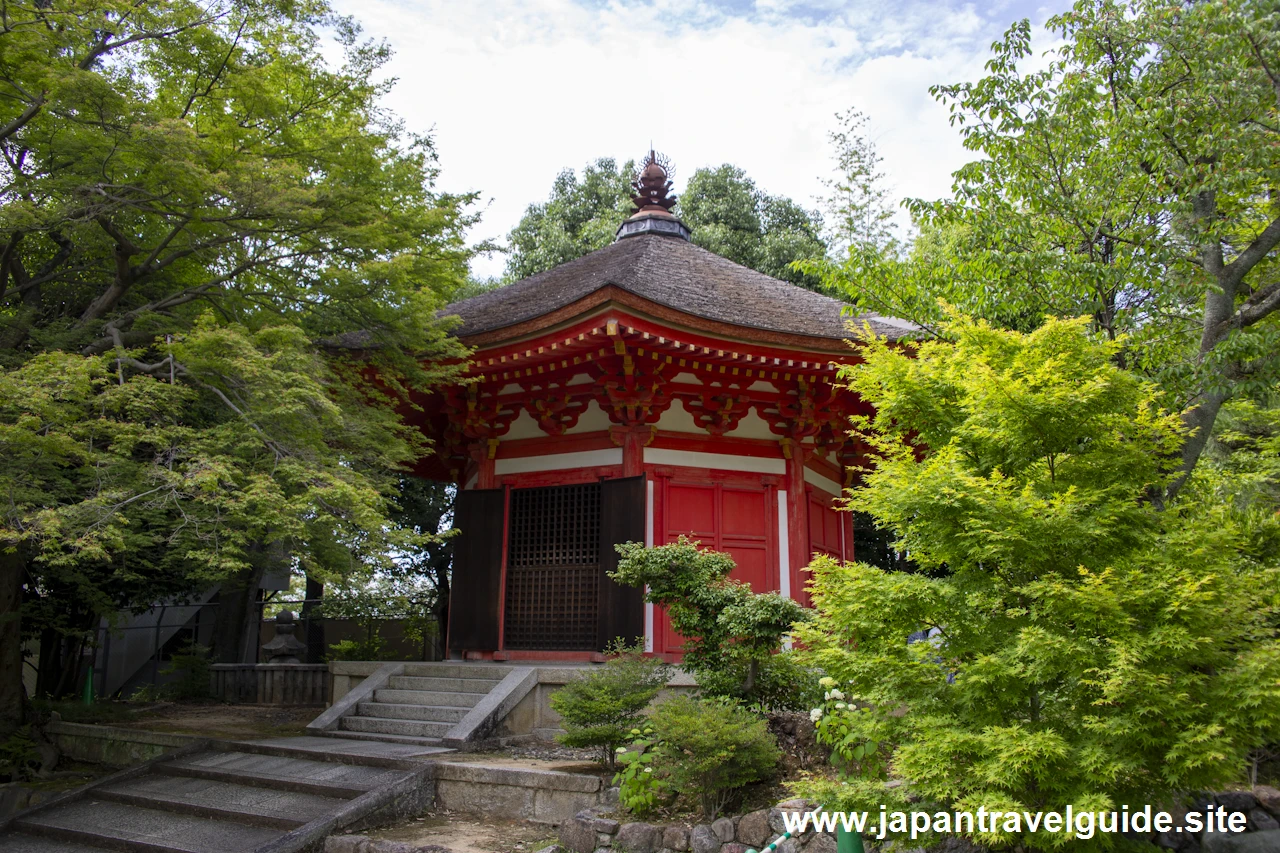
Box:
644, 449, 786, 475
504, 408, 544, 441
804, 467, 843, 498
722, 408, 777, 440
564, 399, 613, 435
494, 448, 623, 475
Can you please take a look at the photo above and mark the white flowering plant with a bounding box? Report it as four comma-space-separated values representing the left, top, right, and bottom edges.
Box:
811, 676, 888, 781
612, 725, 669, 817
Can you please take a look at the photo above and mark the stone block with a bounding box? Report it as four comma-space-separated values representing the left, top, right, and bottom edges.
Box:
1217, 792, 1259, 814
1250, 808, 1280, 832
1202, 830, 1280, 853
712, 818, 735, 843
536, 846, 564, 853
737, 811, 770, 847
326, 836, 371, 853
616, 822, 660, 853
690, 824, 721, 853
374, 843, 420, 853
598, 833, 614, 846
776, 839, 802, 853
662, 825, 690, 851
803, 834, 837, 853
1255, 786, 1280, 818
720, 845, 749, 853
577, 811, 621, 834
562, 818, 600, 853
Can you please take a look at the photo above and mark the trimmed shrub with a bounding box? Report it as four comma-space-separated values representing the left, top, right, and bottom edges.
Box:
550, 640, 670, 768
647, 694, 780, 819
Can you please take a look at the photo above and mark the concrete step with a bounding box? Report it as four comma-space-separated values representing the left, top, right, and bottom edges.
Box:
159, 749, 402, 797
340, 716, 451, 739
386, 675, 501, 693
373, 688, 484, 708
0, 833, 108, 853
95, 773, 349, 830
318, 729, 444, 747
356, 701, 470, 723
14, 797, 283, 853
401, 663, 514, 680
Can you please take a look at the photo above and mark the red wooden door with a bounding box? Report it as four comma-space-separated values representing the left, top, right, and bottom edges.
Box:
654, 476, 777, 657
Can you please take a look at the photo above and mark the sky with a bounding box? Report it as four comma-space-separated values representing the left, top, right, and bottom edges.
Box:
328, 0, 1071, 279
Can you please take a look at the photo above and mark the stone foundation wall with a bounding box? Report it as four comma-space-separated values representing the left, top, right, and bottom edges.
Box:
559, 798, 834, 853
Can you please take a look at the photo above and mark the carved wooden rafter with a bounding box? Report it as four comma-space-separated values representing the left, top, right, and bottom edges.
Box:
521, 381, 591, 436
681, 382, 753, 437
594, 343, 672, 426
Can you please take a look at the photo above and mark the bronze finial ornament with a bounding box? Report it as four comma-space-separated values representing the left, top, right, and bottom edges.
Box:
616, 148, 691, 241
631, 149, 678, 214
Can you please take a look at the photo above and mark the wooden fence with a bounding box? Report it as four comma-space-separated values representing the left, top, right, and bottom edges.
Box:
209, 663, 329, 705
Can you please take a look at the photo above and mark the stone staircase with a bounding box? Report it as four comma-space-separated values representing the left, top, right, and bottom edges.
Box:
323, 663, 514, 747
0, 739, 432, 853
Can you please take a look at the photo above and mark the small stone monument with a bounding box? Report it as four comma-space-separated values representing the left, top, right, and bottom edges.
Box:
261, 610, 308, 663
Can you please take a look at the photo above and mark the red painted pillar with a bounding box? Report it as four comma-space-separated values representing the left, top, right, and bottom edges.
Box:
470, 439, 498, 489
611, 425, 651, 478
782, 439, 809, 600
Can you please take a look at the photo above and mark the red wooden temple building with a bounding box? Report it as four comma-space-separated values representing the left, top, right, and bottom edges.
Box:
414, 152, 913, 661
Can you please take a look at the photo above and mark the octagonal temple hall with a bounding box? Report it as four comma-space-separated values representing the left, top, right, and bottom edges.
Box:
413, 151, 915, 662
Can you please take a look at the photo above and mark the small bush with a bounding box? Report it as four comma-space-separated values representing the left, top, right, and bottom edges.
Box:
550, 640, 670, 768
0, 726, 41, 783
327, 635, 386, 661
611, 538, 812, 708
162, 643, 212, 700
647, 694, 780, 819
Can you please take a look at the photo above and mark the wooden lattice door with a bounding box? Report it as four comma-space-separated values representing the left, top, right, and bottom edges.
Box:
503, 483, 601, 650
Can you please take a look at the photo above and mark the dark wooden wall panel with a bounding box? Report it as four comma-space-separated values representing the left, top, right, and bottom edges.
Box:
598, 475, 646, 649
448, 488, 505, 653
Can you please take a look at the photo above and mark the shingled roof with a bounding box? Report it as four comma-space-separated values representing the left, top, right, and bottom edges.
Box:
442, 233, 916, 343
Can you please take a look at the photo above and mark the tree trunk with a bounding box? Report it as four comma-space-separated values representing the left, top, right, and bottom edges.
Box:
0, 546, 26, 738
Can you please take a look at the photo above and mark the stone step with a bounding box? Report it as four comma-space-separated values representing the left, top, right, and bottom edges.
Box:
386, 675, 501, 693
14, 797, 283, 853
95, 773, 349, 830
340, 716, 451, 739
318, 729, 444, 747
159, 749, 402, 796
0, 833, 108, 853
356, 701, 470, 723
373, 688, 483, 708
401, 663, 514, 680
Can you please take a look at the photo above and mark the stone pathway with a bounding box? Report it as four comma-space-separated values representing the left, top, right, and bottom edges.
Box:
0, 736, 438, 853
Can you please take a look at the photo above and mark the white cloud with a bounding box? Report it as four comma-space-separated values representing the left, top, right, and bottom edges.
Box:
329, 0, 1070, 279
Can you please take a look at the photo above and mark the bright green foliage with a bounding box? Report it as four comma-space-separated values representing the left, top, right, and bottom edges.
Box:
791, 315, 1280, 850
812, 0, 1280, 495
612, 538, 813, 708
0, 0, 475, 721
504, 159, 636, 281
613, 723, 669, 816
645, 695, 780, 819
549, 641, 671, 768
819, 108, 899, 258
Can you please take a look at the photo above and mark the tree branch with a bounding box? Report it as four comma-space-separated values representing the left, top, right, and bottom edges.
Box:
0, 92, 45, 145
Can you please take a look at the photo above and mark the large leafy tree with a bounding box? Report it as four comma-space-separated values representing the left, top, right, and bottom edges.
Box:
679, 164, 826, 288
0, 0, 474, 733
505, 158, 636, 281
794, 315, 1280, 849
505, 159, 827, 287
813, 0, 1280, 497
